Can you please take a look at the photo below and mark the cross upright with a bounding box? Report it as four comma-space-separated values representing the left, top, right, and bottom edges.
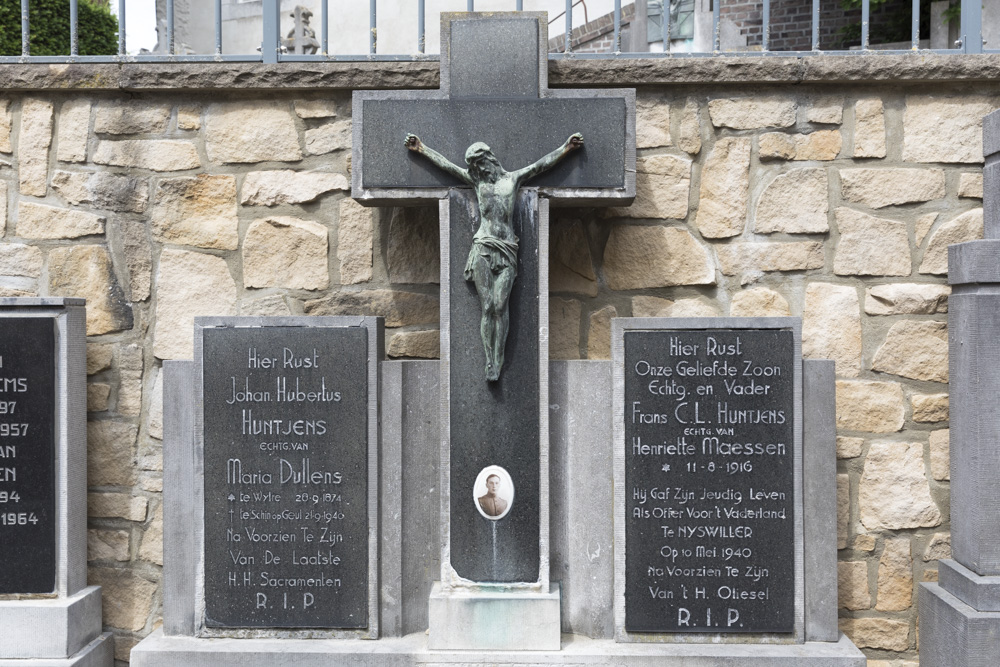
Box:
352, 11, 634, 649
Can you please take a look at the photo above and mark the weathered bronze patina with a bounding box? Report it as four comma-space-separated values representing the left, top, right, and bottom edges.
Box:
405, 132, 584, 381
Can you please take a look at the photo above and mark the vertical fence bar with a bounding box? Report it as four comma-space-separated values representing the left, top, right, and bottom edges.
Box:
661, 0, 671, 51
614, 0, 621, 51
861, 0, 869, 49
517, 0, 523, 9
20, 0, 29, 56
166, 0, 175, 54
468, 0, 474, 10
418, 0, 425, 52
811, 0, 819, 49
70, 0, 78, 56
713, 0, 721, 51
321, 0, 328, 54
215, 0, 222, 55
911, 0, 919, 48
761, 0, 769, 51
118, 0, 125, 54
261, 0, 280, 62
565, 0, 572, 52
960, 0, 983, 52
370, 0, 376, 54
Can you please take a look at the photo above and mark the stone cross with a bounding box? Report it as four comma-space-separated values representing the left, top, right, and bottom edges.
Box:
352, 11, 634, 601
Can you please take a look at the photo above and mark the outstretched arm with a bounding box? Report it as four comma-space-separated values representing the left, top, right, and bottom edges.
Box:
514, 133, 584, 185
405, 134, 473, 186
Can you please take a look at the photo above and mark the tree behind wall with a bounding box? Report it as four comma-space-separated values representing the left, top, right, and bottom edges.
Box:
0, 0, 118, 56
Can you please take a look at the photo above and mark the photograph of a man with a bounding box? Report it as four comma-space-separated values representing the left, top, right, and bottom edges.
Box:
478, 473, 507, 517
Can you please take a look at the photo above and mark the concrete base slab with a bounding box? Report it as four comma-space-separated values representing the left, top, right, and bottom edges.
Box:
920, 582, 1000, 667
0, 633, 113, 667
0, 587, 104, 659
131, 628, 864, 666
428, 582, 561, 650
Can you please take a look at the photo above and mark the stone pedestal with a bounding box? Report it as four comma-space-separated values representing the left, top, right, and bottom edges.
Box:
919, 110, 1000, 666
428, 583, 561, 650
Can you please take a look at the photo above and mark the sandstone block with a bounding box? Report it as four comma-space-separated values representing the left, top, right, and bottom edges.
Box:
872, 320, 948, 383
94, 100, 170, 135
903, 95, 997, 163
0, 183, 5, 235
729, 287, 790, 317
853, 534, 877, 552
865, 283, 949, 315
121, 220, 152, 301
919, 208, 983, 274
876, 537, 913, 611
87, 344, 113, 375
387, 206, 440, 285
859, 440, 942, 530
549, 219, 596, 296
636, 96, 670, 148
50, 170, 90, 205
239, 295, 293, 317
677, 99, 701, 155
603, 225, 714, 289
836, 380, 904, 433
550, 297, 581, 360
148, 369, 164, 440
0, 243, 42, 277
154, 248, 238, 359
631, 296, 673, 317
707, 97, 796, 130
294, 100, 337, 119
841, 168, 945, 209
304, 290, 437, 327
87, 383, 110, 412
244, 216, 329, 290
759, 131, 841, 161
837, 473, 849, 550
138, 505, 163, 566
88, 492, 147, 521
18, 98, 53, 196
338, 198, 373, 285
0, 99, 10, 153
88, 172, 150, 213
48, 245, 133, 335
670, 299, 719, 317
754, 168, 828, 234
17, 201, 103, 240
87, 420, 138, 486
912, 393, 948, 423
834, 208, 911, 277
152, 174, 239, 250
117, 344, 143, 417
916, 212, 938, 246
57, 99, 91, 163
205, 101, 302, 163
839, 618, 909, 652
838, 561, 870, 610
837, 436, 864, 459
929, 429, 949, 481
924, 533, 951, 561
93, 139, 200, 171
853, 99, 886, 158
959, 172, 984, 199
176, 106, 201, 130
387, 330, 440, 359
606, 155, 690, 219
807, 97, 844, 124
87, 529, 129, 562
241, 170, 348, 206
695, 137, 750, 238
88, 567, 157, 632
716, 242, 824, 277
587, 305, 616, 360
802, 283, 862, 376
305, 120, 352, 155
758, 133, 795, 160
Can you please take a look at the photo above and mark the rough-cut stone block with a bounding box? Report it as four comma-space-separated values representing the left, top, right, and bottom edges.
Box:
240, 170, 348, 206
0, 98, 10, 153
839, 618, 909, 651
305, 119, 352, 155
88, 172, 150, 213
549, 297, 581, 360
549, 219, 595, 296
840, 168, 945, 208
670, 299, 720, 317
88, 492, 147, 521
872, 320, 948, 382
865, 283, 950, 315
876, 537, 913, 611
51, 169, 89, 204
0, 183, 5, 235
294, 100, 337, 119
803, 282, 862, 377
912, 393, 949, 423
153, 248, 237, 359
0, 243, 42, 277
677, 98, 701, 155
695, 137, 750, 238
138, 505, 163, 566
636, 96, 670, 148
587, 305, 616, 360
834, 208, 911, 276
808, 97, 844, 124
87, 420, 138, 486
239, 295, 293, 317
388, 206, 440, 285
904, 95, 997, 163
836, 380, 904, 433
304, 289, 437, 327
94, 100, 170, 135
205, 101, 302, 163
148, 368, 164, 440
837, 436, 864, 459
152, 174, 239, 250
88, 529, 130, 562
755, 167, 829, 233
930, 429, 950, 481
87, 383, 110, 412
853, 99, 886, 158
87, 343, 113, 375
49, 245, 133, 335
88, 567, 157, 632
606, 155, 690, 219
93, 139, 200, 171
860, 441, 942, 530
916, 211, 939, 246
729, 287, 790, 317
924, 534, 952, 562
57, 98, 91, 162
338, 198, 374, 285
854, 534, 876, 552
117, 343, 143, 417
603, 225, 714, 289
708, 97, 796, 129
759, 131, 841, 161
243, 216, 329, 290
122, 219, 153, 301
17, 201, 104, 240
716, 241, 824, 277
838, 561, 870, 610
920, 208, 984, 274
176, 106, 201, 130
631, 296, 673, 317
18, 97, 53, 196
959, 172, 984, 199
387, 330, 439, 359
837, 473, 849, 550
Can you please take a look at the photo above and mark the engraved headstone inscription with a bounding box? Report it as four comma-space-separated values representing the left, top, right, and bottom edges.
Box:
199, 320, 378, 630
613, 318, 803, 640
0, 318, 56, 595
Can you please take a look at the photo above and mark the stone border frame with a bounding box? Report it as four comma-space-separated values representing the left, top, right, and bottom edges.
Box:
611, 316, 805, 644
191, 316, 383, 639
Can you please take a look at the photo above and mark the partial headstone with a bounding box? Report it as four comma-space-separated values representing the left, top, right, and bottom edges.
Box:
0, 298, 112, 665
920, 110, 1000, 666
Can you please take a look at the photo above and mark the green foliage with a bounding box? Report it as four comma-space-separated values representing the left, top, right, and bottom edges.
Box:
836, 0, 932, 48
0, 0, 118, 56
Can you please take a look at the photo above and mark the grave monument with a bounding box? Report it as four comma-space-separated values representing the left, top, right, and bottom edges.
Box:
0, 298, 112, 666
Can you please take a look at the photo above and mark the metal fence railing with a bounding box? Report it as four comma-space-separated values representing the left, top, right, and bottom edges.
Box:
1, 0, 993, 64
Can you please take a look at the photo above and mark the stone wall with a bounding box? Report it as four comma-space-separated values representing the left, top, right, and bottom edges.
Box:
0, 61, 993, 665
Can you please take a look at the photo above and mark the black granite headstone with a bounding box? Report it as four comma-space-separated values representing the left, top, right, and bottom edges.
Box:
201, 326, 369, 628
623, 329, 795, 633
0, 318, 56, 595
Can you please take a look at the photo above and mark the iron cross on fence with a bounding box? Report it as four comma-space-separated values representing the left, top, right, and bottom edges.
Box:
352, 11, 635, 587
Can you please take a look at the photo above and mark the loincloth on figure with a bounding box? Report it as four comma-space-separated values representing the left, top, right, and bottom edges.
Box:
464, 232, 519, 281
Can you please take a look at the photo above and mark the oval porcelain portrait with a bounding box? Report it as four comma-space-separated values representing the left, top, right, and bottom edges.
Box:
474, 465, 514, 521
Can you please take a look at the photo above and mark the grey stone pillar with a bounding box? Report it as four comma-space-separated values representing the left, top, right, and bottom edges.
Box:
920, 110, 1000, 667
